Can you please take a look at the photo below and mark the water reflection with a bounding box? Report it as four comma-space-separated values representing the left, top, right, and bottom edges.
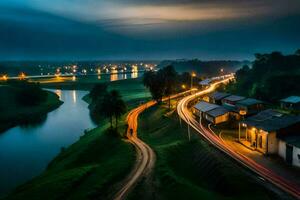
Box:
55, 89, 62, 99
132, 72, 138, 79
110, 73, 118, 81
72, 90, 77, 103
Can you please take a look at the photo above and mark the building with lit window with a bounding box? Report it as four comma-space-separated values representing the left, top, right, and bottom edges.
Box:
241, 109, 300, 158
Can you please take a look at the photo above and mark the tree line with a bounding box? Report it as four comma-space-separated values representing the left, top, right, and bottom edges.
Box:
224, 49, 300, 102
143, 65, 201, 108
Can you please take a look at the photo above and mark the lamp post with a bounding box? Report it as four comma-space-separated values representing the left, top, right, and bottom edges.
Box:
191, 72, 196, 93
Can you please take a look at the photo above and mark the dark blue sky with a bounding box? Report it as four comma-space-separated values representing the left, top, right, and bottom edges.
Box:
1, 0, 300, 60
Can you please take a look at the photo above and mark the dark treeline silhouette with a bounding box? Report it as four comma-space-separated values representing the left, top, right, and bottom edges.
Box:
6, 80, 48, 106
158, 59, 248, 77
225, 50, 300, 102
143, 65, 201, 108
89, 83, 126, 130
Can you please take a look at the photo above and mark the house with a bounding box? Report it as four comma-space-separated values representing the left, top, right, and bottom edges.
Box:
199, 79, 211, 87
205, 107, 230, 124
278, 136, 300, 167
280, 96, 300, 111
241, 109, 300, 155
222, 95, 246, 107
193, 101, 229, 124
235, 98, 264, 116
208, 92, 230, 105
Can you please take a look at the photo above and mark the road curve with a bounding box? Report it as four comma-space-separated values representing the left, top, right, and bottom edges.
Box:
177, 77, 300, 199
114, 90, 194, 200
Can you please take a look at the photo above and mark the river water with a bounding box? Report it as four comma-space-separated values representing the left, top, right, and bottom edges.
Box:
0, 90, 95, 195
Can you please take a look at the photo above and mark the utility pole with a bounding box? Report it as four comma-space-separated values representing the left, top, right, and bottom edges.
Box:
187, 120, 191, 141
238, 122, 241, 142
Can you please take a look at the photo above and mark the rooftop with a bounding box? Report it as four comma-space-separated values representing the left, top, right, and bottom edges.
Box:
194, 101, 219, 112
209, 92, 231, 101
278, 135, 300, 148
206, 107, 229, 117
223, 95, 246, 102
199, 79, 211, 85
280, 96, 300, 104
236, 98, 264, 106
243, 109, 300, 132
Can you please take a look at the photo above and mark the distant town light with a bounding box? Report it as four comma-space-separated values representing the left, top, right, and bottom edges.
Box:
2, 75, 8, 81
191, 72, 196, 77
19, 72, 26, 80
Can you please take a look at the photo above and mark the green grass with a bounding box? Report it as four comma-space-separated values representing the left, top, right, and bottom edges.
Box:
6, 126, 135, 200
0, 85, 63, 133
5, 78, 150, 200
128, 104, 280, 200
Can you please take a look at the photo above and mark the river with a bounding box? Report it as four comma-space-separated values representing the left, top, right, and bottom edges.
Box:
0, 90, 95, 196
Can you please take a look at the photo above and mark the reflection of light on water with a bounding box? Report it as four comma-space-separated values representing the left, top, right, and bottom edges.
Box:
55, 90, 62, 100
98, 75, 101, 80
132, 72, 138, 79
72, 76, 76, 81
110, 74, 118, 81
124, 73, 127, 79
72, 90, 77, 103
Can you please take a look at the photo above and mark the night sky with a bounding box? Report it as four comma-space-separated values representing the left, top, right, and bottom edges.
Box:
1, 0, 300, 60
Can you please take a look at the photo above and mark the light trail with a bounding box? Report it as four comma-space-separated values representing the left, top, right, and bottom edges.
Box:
114, 89, 195, 200
177, 76, 300, 199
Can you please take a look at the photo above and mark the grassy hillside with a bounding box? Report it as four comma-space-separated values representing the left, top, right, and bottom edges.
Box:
128, 104, 283, 200
4, 79, 150, 200
0, 85, 62, 133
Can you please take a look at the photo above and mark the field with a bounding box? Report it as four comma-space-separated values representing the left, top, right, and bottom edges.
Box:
4, 78, 150, 200
128, 104, 282, 200
0, 85, 62, 133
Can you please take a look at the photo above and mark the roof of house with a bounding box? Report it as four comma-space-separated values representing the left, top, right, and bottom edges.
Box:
280, 96, 300, 104
199, 79, 211, 85
236, 98, 264, 107
223, 95, 246, 102
222, 104, 239, 112
194, 101, 219, 112
278, 136, 300, 148
209, 92, 231, 101
206, 107, 229, 117
243, 109, 300, 132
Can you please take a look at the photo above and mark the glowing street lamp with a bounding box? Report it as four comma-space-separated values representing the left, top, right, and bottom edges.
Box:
190, 72, 196, 92
182, 84, 186, 89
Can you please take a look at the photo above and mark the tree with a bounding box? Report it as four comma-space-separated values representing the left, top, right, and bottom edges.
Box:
160, 65, 178, 109
143, 70, 165, 102
98, 90, 126, 129
110, 90, 127, 129
89, 83, 108, 103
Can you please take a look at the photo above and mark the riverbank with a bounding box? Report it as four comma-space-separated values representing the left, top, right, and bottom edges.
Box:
0, 85, 63, 133
127, 103, 285, 200
4, 78, 150, 200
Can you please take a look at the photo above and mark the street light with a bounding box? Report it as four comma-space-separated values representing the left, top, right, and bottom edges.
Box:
191, 72, 196, 93
181, 84, 186, 90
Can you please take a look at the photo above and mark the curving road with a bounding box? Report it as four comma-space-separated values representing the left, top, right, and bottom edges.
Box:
114, 90, 195, 200
177, 77, 300, 199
